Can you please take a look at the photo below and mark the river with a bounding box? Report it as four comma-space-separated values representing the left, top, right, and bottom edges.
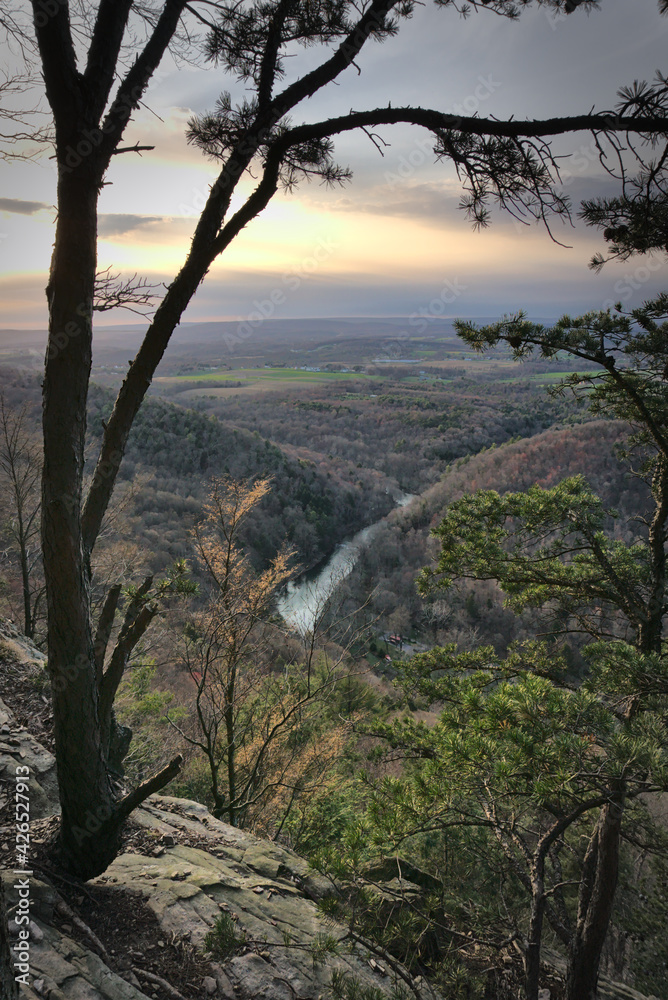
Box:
277, 492, 415, 634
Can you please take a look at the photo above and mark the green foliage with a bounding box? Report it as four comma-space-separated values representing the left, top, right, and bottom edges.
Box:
585, 640, 668, 709
382, 642, 668, 812
455, 297, 668, 466
310, 933, 340, 968
285, 779, 363, 856
117, 659, 177, 723
328, 971, 406, 1000
204, 912, 246, 960
168, 753, 215, 807
432, 955, 485, 1000
420, 476, 651, 643
115, 659, 185, 785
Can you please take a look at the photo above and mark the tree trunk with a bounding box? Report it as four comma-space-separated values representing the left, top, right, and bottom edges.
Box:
225, 700, 237, 827
525, 865, 546, 1000
566, 801, 623, 1000
18, 512, 33, 639
41, 166, 121, 878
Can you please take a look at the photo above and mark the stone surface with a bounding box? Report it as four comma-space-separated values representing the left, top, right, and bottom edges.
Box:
0, 628, 661, 1000
0, 625, 59, 823
0, 696, 59, 820
1, 814, 431, 1000
96, 800, 417, 1000
0, 894, 151, 1000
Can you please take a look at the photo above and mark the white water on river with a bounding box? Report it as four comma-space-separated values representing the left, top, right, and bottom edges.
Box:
277, 493, 415, 634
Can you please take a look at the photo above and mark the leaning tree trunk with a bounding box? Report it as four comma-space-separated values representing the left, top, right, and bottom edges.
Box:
566, 801, 623, 1000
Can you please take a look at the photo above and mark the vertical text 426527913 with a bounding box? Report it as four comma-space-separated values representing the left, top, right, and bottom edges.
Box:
12, 766, 32, 987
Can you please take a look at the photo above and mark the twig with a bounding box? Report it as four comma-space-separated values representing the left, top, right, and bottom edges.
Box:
112, 143, 155, 155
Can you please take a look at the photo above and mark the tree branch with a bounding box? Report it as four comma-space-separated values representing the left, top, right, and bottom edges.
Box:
98, 0, 190, 164
82, 0, 134, 121
93, 582, 122, 686
113, 754, 183, 821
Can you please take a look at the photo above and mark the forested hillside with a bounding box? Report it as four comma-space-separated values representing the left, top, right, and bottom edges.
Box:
338, 419, 652, 649
87, 385, 395, 573
187, 373, 583, 493
1, 363, 588, 598
0, 370, 394, 585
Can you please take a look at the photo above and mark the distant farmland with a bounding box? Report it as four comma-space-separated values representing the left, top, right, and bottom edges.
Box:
154, 366, 383, 397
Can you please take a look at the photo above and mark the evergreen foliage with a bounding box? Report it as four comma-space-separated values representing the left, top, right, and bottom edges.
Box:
322, 294, 668, 1000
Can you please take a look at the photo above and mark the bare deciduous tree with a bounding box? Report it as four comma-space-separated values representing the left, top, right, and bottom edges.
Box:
173, 477, 371, 833
0, 396, 43, 640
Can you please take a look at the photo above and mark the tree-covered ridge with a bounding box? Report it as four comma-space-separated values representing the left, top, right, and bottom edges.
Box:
339, 419, 651, 646
85, 384, 394, 573
202, 375, 583, 493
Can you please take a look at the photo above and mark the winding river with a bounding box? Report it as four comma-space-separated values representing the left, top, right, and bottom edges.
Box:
277, 492, 415, 634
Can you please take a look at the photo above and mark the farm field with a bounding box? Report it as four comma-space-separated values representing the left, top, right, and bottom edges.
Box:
154, 365, 384, 397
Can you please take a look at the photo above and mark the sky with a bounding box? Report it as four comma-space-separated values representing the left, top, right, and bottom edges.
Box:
0, 0, 667, 329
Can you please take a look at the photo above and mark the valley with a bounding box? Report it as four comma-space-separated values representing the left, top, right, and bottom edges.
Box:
0, 316, 593, 594
2, 314, 665, 998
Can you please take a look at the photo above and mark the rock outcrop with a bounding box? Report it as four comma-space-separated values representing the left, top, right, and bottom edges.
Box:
0, 681, 433, 1000
2, 794, 419, 1000
0, 627, 660, 1000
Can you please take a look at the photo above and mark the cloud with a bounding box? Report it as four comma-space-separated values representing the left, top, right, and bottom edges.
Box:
113, 107, 206, 167
0, 198, 51, 216
324, 183, 460, 224
98, 214, 164, 237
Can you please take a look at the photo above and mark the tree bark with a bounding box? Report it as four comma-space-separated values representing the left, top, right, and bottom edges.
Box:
525, 865, 546, 1000
566, 801, 623, 1000
41, 161, 123, 877
638, 458, 668, 656
225, 687, 238, 827
18, 508, 33, 639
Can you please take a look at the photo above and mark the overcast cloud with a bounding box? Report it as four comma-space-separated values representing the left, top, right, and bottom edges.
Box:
0, 0, 667, 326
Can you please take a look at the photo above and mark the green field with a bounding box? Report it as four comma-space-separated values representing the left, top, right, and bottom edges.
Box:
155, 366, 384, 396
186, 366, 370, 380
496, 370, 594, 385
529, 370, 595, 384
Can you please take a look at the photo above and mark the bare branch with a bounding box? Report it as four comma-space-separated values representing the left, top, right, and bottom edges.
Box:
94, 267, 162, 317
